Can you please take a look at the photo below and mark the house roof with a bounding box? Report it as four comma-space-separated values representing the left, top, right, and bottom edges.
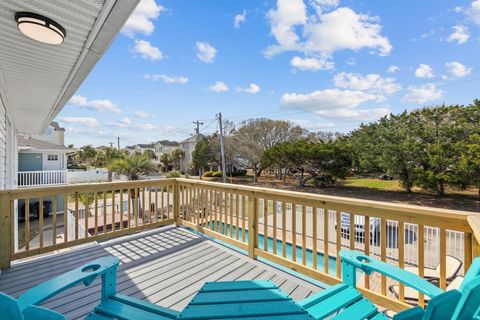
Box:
18, 136, 72, 152
156, 140, 180, 147
0, 0, 140, 134
50, 122, 65, 132
137, 143, 155, 148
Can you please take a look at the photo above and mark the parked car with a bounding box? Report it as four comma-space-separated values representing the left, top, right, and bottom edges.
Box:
378, 174, 394, 180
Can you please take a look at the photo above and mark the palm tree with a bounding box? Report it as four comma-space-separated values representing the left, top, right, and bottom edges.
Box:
95, 147, 124, 181
109, 154, 154, 219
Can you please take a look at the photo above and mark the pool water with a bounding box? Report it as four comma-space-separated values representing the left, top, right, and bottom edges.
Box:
205, 222, 338, 276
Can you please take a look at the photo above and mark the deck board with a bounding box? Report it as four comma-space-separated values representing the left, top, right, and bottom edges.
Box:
0, 226, 323, 319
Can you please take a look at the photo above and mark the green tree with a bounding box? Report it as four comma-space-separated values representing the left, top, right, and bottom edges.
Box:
76, 145, 97, 168
109, 153, 154, 181
94, 147, 124, 181
171, 148, 185, 170
160, 153, 174, 172
192, 137, 212, 176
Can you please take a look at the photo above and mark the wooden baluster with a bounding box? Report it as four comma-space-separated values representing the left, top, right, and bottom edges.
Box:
103, 192, 107, 232
302, 205, 307, 266
229, 192, 233, 237
273, 200, 277, 255
94, 192, 99, 235
312, 207, 317, 270
381, 218, 387, 295
349, 213, 355, 250
214, 191, 219, 232
39, 197, 44, 248
133, 189, 138, 228
142, 188, 146, 226
75, 193, 79, 240
324, 209, 329, 274
85, 194, 89, 238
242, 195, 246, 242
63, 195, 68, 242
264, 199, 268, 251
120, 190, 124, 230
248, 192, 257, 259
336, 211, 341, 277
236, 194, 240, 240
292, 204, 297, 262
439, 228, 447, 290
25, 198, 30, 251
222, 192, 226, 235
418, 224, 425, 307
167, 185, 171, 220
465, 232, 473, 272
127, 190, 131, 229
210, 190, 214, 230
364, 215, 370, 289
112, 190, 116, 232
282, 202, 286, 258
398, 221, 405, 302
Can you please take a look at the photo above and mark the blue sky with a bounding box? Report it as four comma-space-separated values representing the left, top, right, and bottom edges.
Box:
56, 0, 480, 147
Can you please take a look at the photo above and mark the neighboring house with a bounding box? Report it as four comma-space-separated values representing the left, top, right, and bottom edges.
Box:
154, 140, 180, 162
17, 122, 72, 188
134, 143, 155, 154
0, 0, 140, 252
180, 135, 201, 173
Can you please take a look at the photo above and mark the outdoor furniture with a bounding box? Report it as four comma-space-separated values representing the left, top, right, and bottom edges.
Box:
389, 276, 464, 303
0, 256, 179, 320
298, 250, 480, 320
177, 280, 314, 319
403, 255, 462, 282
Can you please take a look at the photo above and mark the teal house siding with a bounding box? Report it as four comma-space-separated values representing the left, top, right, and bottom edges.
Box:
19, 153, 42, 171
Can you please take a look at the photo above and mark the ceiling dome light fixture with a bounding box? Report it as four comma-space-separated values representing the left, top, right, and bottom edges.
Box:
15, 12, 66, 45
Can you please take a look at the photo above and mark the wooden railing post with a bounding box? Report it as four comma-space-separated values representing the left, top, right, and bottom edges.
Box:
248, 191, 257, 259
0, 193, 12, 270
173, 181, 180, 226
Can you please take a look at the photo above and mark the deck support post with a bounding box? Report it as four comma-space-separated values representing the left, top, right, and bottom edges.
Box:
173, 182, 180, 226
247, 191, 257, 259
0, 193, 12, 270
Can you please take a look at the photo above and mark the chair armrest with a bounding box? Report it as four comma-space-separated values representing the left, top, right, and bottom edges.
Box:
17, 256, 119, 311
340, 250, 443, 298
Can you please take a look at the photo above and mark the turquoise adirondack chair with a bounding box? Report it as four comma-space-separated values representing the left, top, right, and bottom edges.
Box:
0, 256, 179, 320
299, 250, 480, 320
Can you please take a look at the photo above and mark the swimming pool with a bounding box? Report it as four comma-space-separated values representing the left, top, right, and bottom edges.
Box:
205, 222, 338, 276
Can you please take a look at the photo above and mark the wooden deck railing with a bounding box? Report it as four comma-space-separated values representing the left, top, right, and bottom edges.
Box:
1, 177, 479, 312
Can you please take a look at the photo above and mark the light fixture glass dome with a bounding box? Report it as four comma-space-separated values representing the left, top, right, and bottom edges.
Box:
15, 12, 66, 45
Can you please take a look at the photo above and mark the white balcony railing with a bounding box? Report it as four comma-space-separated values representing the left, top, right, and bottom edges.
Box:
18, 170, 68, 187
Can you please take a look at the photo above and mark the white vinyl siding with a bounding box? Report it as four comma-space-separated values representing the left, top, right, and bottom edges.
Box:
0, 99, 17, 190
0, 101, 6, 189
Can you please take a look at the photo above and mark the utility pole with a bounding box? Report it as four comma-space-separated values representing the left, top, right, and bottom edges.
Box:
117, 137, 120, 150
216, 112, 227, 183
193, 120, 203, 138
109, 141, 114, 148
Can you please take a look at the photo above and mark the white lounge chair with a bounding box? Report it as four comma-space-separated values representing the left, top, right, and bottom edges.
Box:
403, 255, 462, 282
390, 276, 464, 303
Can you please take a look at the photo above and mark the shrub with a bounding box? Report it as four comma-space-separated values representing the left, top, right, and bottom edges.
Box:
203, 170, 214, 177
165, 170, 181, 178
67, 164, 87, 170
212, 171, 223, 177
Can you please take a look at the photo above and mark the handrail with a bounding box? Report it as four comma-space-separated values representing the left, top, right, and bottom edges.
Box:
1, 177, 479, 313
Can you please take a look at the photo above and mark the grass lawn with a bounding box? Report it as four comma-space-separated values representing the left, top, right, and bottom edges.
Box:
341, 177, 404, 191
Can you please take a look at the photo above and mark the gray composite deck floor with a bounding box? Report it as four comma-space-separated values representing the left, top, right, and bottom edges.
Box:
0, 226, 324, 319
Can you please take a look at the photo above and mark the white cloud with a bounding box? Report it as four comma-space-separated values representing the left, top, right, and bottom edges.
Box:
237, 83, 261, 94
133, 40, 163, 60
333, 72, 401, 94
234, 10, 247, 29
68, 95, 121, 113
291, 56, 334, 71
446, 61, 472, 77
317, 107, 389, 120
139, 123, 157, 130
196, 41, 217, 63
209, 81, 229, 92
468, 0, 480, 26
387, 65, 399, 73
113, 117, 133, 128
122, 0, 164, 37
280, 89, 384, 116
446, 25, 469, 44
402, 84, 443, 104
265, 2, 391, 64
134, 111, 149, 118
144, 74, 189, 84
415, 64, 434, 78
60, 117, 99, 127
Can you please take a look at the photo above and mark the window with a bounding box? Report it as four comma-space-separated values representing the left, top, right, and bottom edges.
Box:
48, 154, 58, 161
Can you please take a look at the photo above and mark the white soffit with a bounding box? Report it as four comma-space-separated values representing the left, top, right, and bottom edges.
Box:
0, 0, 139, 134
